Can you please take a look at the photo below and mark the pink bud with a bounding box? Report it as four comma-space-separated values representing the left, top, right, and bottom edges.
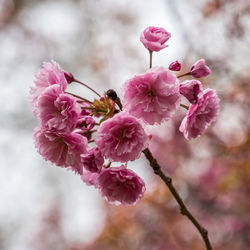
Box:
190, 59, 211, 78
63, 70, 74, 83
169, 60, 182, 71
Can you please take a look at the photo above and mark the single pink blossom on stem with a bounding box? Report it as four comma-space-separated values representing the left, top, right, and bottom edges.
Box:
98, 165, 146, 205
38, 84, 81, 133
81, 147, 104, 173
179, 89, 220, 140
190, 59, 211, 78
169, 60, 182, 71
180, 80, 203, 104
29, 60, 68, 116
96, 112, 148, 162
140, 26, 171, 52
33, 126, 88, 174
123, 66, 180, 125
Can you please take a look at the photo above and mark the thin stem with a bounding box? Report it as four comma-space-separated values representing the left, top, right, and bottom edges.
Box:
82, 129, 97, 135
65, 92, 93, 104
180, 104, 189, 110
74, 79, 102, 97
177, 72, 190, 78
88, 139, 95, 143
143, 148, 212, 250
81, 107, 94, 110
149, 50, 153, 68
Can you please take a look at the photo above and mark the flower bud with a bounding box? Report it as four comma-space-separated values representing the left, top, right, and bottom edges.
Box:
169, 60, 182, 71
190, 59, 211, 78
63, 71, 74, 83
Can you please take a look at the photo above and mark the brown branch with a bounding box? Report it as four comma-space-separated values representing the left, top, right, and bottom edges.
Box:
143, 148, 212, 250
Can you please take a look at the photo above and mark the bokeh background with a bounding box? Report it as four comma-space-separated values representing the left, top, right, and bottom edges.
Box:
0, 0, 250, 249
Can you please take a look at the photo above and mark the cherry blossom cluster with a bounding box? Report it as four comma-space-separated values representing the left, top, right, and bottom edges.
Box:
30, 26, 219, 206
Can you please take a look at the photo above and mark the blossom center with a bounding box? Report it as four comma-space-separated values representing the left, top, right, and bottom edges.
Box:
146, 89, 155, 97
118, 128, 126, 139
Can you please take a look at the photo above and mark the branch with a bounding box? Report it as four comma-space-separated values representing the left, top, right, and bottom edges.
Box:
143, 148, 212, 250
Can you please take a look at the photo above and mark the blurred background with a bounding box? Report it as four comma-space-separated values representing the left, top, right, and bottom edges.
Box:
0, 0, 250, 249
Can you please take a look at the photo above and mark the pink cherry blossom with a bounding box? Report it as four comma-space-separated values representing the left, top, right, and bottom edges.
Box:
140, 26, 171, 52
169, 60, 182, 71
81, 147, 104, 173
77, 116, 95, 132
180, 80, 203, 104
33, 125, 88, 174
190, 59, 211, 78
81, 169, 100, 188
38, 84, 81, 133
98, 165, 146, 205
29, 61, 68, 116
123, 66, 180, 125
96, 112, 148, 162
179, 88, 220, 140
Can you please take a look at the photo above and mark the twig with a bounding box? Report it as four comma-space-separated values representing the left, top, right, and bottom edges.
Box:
143, 148, 212, 250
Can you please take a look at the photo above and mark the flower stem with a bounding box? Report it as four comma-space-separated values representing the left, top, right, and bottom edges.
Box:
65, 92, 93, 104
143, 148, 212, 250
82, 129, 97, 135
74, 79, 102, 98
149, 50, 153, 68
177, 72, 190, 78
180, 104, 189, 110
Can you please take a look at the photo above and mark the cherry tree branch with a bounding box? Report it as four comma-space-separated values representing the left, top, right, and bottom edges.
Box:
143, 148, 212, 250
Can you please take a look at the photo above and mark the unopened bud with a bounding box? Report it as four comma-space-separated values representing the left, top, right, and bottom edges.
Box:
169, 60, 182, 71
63, 71, 74, 83
190, 59, 211, 78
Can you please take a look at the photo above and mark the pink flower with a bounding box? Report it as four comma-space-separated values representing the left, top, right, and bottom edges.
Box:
98, 165, 146, 205
179, 89, 220, 140
123, 66, 180, 125
38, 84, 81, 133
33, 126, 88, 174
81, 169, 100, 188
140, 26, 171, 52
29, 61, 68, 116
169, 60, 182, 71
180, 80, 203, 104
77, 116, 95, 132
96, 112, 148, 162
81, 147, 104, 173
190, 59, 211, 78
